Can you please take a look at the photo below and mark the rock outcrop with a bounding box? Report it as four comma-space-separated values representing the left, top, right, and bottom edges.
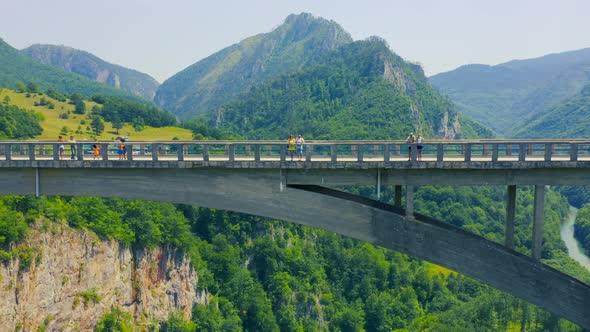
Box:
0, 223, 205, 331
22, 44, 160, 100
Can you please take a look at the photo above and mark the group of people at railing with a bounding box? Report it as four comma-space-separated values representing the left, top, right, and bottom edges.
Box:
287, 134, 305, 161
405, 133, 424, 161
56, 135, 78, 160
52, 135, 128, 160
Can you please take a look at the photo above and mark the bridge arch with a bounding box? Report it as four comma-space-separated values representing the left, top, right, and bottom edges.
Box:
2, 167, 590, 328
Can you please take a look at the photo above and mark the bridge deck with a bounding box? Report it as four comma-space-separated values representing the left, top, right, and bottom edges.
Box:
2, 139, 590, 164
4, 155, 590, 162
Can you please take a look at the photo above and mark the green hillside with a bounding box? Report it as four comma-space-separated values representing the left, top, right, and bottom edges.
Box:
215, 38, 491, 140
514, 84, 590, 138
0, 88, 192, 140
22, 44, 160, 100
154, 13, 353, 118
430, 48, 590, 136
0, 38, 140, 100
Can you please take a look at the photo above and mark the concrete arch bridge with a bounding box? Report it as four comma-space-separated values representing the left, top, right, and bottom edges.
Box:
1, 139, 590, 328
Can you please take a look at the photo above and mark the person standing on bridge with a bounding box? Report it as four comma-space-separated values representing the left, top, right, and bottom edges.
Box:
406, 133, 415, 161
58, 136, 65, 160
69, 135, 77, 160
296, 134, 305, 161
416, 134, 424, 161
117, 137, 126, 160
92, 140, 100, 160
288, 135, 296, 161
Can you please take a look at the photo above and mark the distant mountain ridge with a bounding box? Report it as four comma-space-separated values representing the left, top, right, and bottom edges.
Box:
429, 48, 590, 136
22, 44, 160, 100
154, 13, 354, 118
0, 38, 137, 99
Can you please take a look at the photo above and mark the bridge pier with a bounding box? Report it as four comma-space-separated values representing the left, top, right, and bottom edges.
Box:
406, 185, 415, 219
394, 185, 402, 208
532, 185, 546, 260
505, 185, 516, 249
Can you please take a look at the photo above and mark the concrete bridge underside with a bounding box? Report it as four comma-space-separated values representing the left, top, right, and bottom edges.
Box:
1, 167, 590, 328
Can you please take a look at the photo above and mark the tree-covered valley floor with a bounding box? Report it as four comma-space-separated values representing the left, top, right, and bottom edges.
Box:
1, 184, 589, 331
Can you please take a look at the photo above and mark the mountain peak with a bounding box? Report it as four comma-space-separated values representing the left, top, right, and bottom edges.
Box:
282, 12, 337, 27
155, 13, 353, 118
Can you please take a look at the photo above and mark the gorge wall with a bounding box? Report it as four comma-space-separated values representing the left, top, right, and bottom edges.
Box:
0, 223, 206, 331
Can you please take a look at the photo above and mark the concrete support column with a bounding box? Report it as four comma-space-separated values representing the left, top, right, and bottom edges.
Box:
410, 145, 417, 161
394, 185, 402, 208
571, 143, 578, 161
29, 143, 36, 161
464, 143, 472, 161
406, 185, 415, 219
280, 145, 286, 161
101, 143, 108, 161
532, 185, 546, 260
505, 185, 516, 249
330, 145, 337, 162
519, 144, 526, 161
151, 144, 158, 161
492, 144, 499, 161
5, 143, 11, 161
228, 144, 235, 161
126, 144, 133, 161
376, 168, 381, 200
544, 144, 552, 161
357, 144, 364, 162
177, 144, 184, 161
437, 144, 444, 161
53, 143, 60, 160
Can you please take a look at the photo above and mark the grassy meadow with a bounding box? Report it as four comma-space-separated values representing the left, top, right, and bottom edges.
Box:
0, 88, 193, 141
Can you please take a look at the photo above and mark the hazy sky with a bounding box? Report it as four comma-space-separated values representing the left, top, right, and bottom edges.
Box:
2, 0, 589, 82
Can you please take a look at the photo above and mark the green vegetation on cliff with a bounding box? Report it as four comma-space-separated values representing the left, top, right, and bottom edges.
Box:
215, 38, 491, 140
574, 204, 590, 255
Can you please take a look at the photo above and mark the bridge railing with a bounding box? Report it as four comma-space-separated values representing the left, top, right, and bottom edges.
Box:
1, 140, 589, 162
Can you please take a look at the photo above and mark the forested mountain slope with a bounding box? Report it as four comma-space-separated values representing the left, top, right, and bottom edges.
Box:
429, 47, 590, 135
22, 44, 160, 100
154, 13, 353, 118
0, 38, 138, 99
215, 38, 491, 140
514, 84, 590, 138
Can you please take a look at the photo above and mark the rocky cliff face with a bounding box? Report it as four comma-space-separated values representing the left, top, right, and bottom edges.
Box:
22, 44, 160, 100
0, 223, 206, 331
